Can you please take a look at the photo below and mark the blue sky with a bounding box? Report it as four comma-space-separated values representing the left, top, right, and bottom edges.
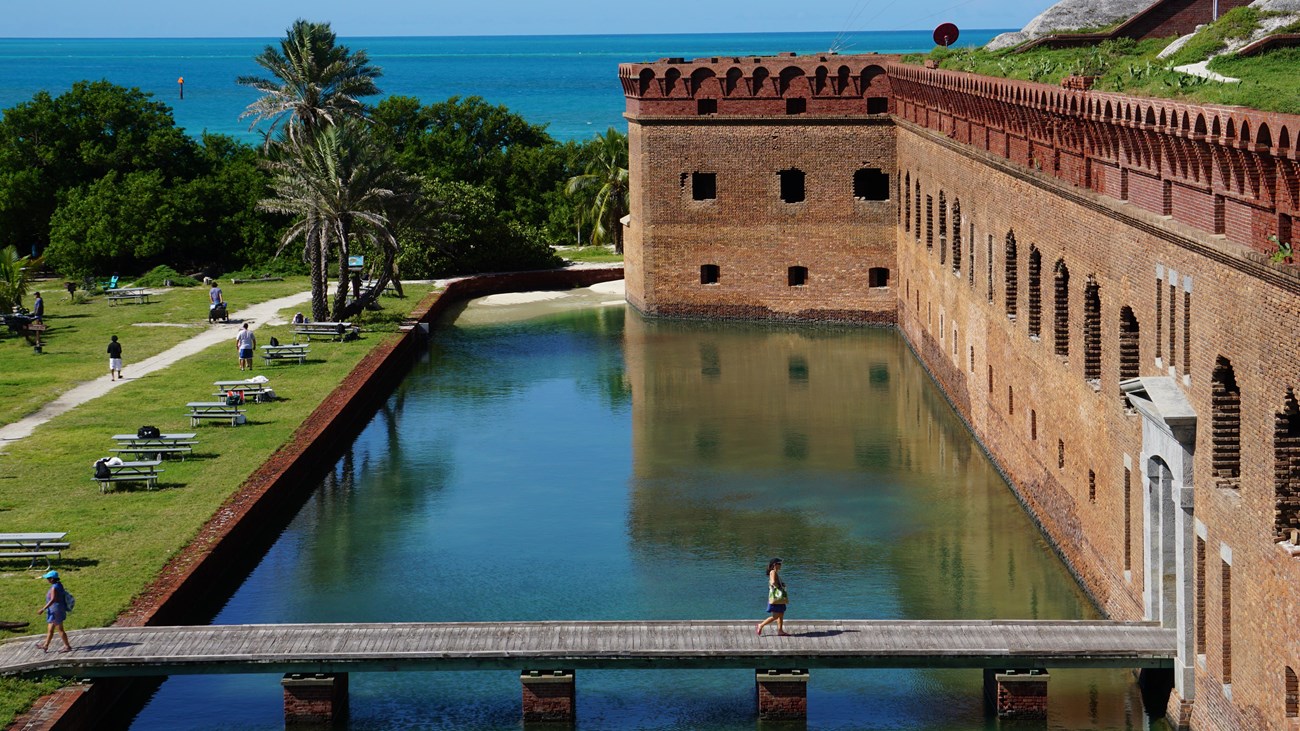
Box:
3, 0, 1042, 37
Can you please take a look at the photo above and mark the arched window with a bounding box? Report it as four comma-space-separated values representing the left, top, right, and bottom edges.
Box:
1119, 306, 1140, 390
1287, 666, 1299, 718
914, 181, 922, 242
951, 200, 962, 275
1212, 357, 1241, 489
938, 191, 947, 265
1054, 259, 1070, 357
1004, 231, 1018, 319
926, 195, 934, 249
1027, 247, 1042, 338
1275, 388, 1300, 539
904, 172, 911, 231
1084, 278, 1101, 384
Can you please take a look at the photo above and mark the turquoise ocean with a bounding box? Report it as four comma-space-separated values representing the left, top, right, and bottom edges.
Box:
0, 31, 1005, 143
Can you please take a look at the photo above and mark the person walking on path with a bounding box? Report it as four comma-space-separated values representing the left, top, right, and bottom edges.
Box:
31, 292, 43, 322
236, 322, 256, 371
37, 570, 73, 653
107, 335, 123, 381
757, 557, 790, 636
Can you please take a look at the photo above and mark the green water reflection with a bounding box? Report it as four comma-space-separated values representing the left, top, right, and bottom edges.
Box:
127, 303, 1154, 730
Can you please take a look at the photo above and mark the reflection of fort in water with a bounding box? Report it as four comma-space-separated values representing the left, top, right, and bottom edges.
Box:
621, 312, 1095, 623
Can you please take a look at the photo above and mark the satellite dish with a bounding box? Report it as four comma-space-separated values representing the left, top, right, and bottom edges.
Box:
933, 23, 960, 47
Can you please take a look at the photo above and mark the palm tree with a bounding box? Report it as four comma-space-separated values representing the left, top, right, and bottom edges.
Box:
238, 19, 381, 145
0, 245, 42, 313
566, 128, 629, 253
260, 121, 415, 321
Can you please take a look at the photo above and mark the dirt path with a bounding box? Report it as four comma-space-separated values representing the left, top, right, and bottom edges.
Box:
0, 291, 313, 443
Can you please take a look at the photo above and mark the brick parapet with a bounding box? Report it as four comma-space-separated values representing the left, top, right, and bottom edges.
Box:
884, 62, 1299, 255
620, 52, 896, 118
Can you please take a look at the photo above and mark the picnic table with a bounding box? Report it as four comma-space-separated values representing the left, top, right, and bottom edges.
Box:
111, 432, 198, 460
261, 343, 309, 365
0, 532, 69, 569
94, 460, 163, 493
186, 402, 246, 427
213, 379, 274, 403
107, 287, 150, 305
292, 321, 354, 342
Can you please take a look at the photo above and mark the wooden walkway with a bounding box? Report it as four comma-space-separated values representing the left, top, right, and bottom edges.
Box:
0, 620, 1175, 679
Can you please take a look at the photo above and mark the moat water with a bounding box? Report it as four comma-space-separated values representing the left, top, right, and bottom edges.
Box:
127, 290, 1157, 730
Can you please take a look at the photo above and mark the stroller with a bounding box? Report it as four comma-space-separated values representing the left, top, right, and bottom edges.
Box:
208, 301, 229, 323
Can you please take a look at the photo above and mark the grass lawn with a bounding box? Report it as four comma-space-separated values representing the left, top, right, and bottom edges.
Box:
0, 278, 317, 427
908, 12, 1300, 116
0, 283, 435, 727
559, 245, 624, 264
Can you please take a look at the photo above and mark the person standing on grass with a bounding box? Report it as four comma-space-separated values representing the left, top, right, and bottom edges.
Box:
37, 570, 73, 653
757, 557, 790, 636
31, 292, 43, 322
107, 335, 123, 381
236, 322, 256, 371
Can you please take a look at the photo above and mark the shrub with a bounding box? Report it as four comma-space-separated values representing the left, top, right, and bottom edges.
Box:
129, 265, 200, 288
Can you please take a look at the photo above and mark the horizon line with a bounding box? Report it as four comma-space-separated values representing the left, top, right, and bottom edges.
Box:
0, 28, 1015, 41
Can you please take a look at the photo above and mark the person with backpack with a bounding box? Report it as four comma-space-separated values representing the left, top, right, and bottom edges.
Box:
37, 570, 73, 652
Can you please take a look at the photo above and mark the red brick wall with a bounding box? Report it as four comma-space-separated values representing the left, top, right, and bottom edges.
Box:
755, 676, 808, 720
897, 122, 1300, 731
521, 676, 576, 722
627, 118, 898, 323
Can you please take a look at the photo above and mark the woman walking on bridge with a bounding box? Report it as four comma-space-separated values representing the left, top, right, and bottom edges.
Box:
757, 558, 789, 636
37, 570, 73, 653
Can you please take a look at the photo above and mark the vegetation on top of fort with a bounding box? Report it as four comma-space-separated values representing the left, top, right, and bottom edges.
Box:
903, 7, 1300, 115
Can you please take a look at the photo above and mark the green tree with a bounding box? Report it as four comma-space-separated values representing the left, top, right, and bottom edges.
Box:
45, 170, 201, 278
371, 95, 562, 229
396, 179, 560, 278
260, 121, 414, 321
0, 81, 199, 254
237, 19, 381, 145
566, 128, 629, 252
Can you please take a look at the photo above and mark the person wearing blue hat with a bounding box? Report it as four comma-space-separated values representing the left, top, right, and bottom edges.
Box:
37, 570, 72, 652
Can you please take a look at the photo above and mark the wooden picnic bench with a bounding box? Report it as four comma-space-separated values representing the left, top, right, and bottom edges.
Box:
110, 432, 198, 460
0, 532, 68, 569
186, 402, 246, 427
291, 322, 353, 343
212, 379, 273, 403
107, 288, 150, 305
261, 344, 309, 365
93, 460, 163, 493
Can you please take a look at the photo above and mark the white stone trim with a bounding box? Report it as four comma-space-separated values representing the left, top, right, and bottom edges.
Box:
1220, 542, 1232, 565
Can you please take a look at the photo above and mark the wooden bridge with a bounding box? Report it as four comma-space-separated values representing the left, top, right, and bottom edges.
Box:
0, 619, 1176, 723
